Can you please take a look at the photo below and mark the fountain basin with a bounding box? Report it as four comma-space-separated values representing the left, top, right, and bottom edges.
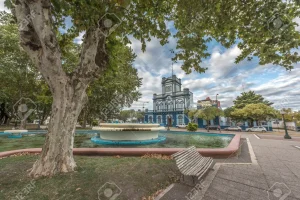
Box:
91, 136, 166, 145
92, 123, 165, 141
4, 130, 28, 139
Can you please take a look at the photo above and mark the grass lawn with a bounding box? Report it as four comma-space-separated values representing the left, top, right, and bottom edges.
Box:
0, 155, 179, 200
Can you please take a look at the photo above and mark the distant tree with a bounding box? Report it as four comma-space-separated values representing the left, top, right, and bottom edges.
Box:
294, 111, 300, 121
80, 42, 142, 127
135, 112, 145, 123
224, 107, 235, 118
233, 91, 273, 109
0, 12, 51, 127
231, 103, 278, 125
294, 111, 300, 126
279, 108, 294, 122
118, 110, 136, 122
186, 109, 198, 123
195, 107, 224, 124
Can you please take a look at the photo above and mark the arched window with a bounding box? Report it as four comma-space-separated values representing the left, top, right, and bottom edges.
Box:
149, 116, 153, 123
178, 115, 183, 125
167, 101, 173, 110
156, 104, 160, 111
176, 99, 184, 110
157, 116, 162, 124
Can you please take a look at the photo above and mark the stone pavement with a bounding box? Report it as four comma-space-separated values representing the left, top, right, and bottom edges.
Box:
202, 134, 300, 200
157, 134, 300, 200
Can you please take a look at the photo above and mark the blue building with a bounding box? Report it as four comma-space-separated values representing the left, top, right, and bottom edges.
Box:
144, 75, 193, 126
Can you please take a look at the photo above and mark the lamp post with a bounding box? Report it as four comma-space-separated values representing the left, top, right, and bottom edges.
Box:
292, 114, 297, 131
216, 94, 219, 126
280, 110, 292, 139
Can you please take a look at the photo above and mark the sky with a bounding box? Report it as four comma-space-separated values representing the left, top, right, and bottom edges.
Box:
1, 1, 300, 111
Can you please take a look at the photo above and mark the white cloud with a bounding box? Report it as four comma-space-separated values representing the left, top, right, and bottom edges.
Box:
293, 17, 300, 32
131, 37, 300, 111
0, 0, 10, 13
206, 45, 243, 79
74, 32, 85, 44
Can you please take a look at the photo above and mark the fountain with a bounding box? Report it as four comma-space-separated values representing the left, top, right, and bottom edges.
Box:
4, 130, 28, 138
91, 123, 166, 145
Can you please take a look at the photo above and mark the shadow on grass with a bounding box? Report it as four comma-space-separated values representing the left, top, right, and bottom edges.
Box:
0, 155, 180, 200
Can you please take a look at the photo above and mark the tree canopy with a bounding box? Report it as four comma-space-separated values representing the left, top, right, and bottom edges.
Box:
231, 103, 278, 124
233, 91, 273, 109
0, 11, 52, 124
0, 11, 141, 126
4, 0, 300, 74
194, 106, 224, 122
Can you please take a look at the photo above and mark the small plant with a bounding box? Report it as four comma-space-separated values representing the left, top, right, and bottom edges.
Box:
92, 120, 98, 126
198, 137, 226, 148
187, 123, 198, 132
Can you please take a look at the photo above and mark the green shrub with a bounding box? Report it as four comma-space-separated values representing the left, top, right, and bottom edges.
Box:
92, 120, 98, 126
198, 137, 226, 148
187, 123, 198, 132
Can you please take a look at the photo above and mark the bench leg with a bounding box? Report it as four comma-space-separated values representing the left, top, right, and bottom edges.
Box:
180, 175, 197, 186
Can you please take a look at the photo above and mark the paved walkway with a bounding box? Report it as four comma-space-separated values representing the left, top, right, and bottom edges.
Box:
157, 133, 300, 200
202, 134, 300, 200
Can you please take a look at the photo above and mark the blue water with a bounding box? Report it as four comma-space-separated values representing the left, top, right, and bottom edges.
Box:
0, 130, 234, 148
0, 130, 234, 138
91, 135, 167, 146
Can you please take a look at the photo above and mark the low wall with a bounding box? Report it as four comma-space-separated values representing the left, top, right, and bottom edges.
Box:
0, 134, 241, 159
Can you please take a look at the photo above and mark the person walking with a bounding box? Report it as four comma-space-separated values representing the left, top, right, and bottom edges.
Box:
218, 125, 221, 133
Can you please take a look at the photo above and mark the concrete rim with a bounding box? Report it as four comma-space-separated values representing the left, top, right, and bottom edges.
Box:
0, 134, 241, 158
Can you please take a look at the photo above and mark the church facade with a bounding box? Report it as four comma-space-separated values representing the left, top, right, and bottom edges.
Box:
144, 75, 192, 126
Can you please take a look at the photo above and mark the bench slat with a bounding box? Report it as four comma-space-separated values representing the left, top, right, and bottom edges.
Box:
175, 151, 199, 166
171, 146, 215, 181
172, 146, 196, 158
186, 157, 211, 176
173, 148, 197, 162
179, 156, 204, 174
196, 159, 214, 178
184, 157, 210, 175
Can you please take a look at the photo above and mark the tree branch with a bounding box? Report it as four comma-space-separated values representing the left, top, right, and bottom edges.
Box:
72, 26, 108, 86
13, 0, 66, 92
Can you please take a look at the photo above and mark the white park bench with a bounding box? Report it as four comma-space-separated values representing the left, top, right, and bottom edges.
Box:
171, 146, 215, 186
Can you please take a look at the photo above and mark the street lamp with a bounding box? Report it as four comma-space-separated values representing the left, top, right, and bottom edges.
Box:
216, 94, 220, 126
292, 114, 297, 131
280, 110, 292, 139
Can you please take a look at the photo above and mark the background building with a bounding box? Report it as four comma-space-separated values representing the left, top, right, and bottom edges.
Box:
196, 97, 221, 128
144, 75, 192, 126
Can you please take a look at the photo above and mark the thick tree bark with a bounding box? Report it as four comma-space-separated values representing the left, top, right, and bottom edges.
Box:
13, 0, 108, 177
29, 80, 87, 177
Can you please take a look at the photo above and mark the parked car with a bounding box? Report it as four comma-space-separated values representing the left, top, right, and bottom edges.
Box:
176, 124, 187, 128
206, 125, 220, 131
224, 126, 242, 132
296, 127, 300, 132
246, 126, 267, 132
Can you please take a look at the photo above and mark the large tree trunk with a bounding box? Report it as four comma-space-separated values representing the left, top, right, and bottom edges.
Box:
30, 81, 87, 177
14, 0, 108, 177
